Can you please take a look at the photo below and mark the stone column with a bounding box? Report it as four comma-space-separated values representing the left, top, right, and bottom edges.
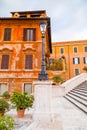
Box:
33, 80, 52, 123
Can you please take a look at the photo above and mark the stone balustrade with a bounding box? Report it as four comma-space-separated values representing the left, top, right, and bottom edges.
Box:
60, 73, 87, 94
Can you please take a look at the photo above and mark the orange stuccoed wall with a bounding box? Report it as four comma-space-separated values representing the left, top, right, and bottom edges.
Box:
0, 10, 52, 94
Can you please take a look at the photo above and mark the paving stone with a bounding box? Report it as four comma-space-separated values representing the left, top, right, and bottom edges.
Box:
6, 97, 87, 130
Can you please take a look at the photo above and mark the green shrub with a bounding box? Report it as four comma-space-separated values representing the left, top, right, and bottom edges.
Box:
0, 99, 9, 112
52, 75, 64, 84
47, 59, 63, 71
11, 92, 34, 110
2, 91, 10, 99
83, 66, 87, 72
0, 116, 14, 130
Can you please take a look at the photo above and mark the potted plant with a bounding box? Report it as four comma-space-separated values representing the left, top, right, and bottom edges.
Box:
11, 91, 34, 117
52, 75, 64, 85
0, 99, 9, 116
0, 116, 14, 130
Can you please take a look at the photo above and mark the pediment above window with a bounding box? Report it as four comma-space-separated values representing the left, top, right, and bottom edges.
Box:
22, 47, 36, 53
0, 47, 12, 52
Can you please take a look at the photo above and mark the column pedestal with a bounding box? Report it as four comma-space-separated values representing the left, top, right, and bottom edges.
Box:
33, 80, 52, 123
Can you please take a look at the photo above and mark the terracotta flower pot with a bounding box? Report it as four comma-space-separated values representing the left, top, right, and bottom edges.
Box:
17, 109, 25, 118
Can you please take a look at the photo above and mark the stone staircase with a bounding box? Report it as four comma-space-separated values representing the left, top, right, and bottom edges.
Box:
64, 81, 87, 114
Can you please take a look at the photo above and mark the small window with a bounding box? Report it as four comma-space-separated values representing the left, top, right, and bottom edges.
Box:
23, 28, 36, 41
1, 55, 9, 69
74, 47, 77, 53
60, 48, 64, 54
83, 57, 87, 64
73, 57, 80, 64
24, 83, 32, 94
84, 46, 87, 52
0, 84, 8, 96
4, 28, 11, 41
75, 68, 79, 76
25, 55, 33, 69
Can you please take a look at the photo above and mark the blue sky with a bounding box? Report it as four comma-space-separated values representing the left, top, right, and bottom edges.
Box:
0, 0, 87, 42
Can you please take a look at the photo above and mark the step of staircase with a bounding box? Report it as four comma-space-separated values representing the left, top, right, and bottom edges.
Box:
64, 96, 87, 114
74, 88, 87, 91
69, 91, 87, 100
72, 89, 87, 94
71, 90, 87, 97
65, 93, 87, 106
64, 81, 87, 114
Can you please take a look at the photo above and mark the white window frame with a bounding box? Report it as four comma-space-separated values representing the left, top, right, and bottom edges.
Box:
73, 57, 80, 64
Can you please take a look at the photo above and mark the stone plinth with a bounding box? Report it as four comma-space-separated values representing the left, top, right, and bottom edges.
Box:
33, 80, 52, 123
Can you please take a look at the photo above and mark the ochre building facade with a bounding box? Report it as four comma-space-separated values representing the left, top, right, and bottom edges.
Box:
51, 40, 87, 80
0, 10, 52, 95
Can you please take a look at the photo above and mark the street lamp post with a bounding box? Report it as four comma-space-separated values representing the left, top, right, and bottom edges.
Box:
38, 21, 49, 80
